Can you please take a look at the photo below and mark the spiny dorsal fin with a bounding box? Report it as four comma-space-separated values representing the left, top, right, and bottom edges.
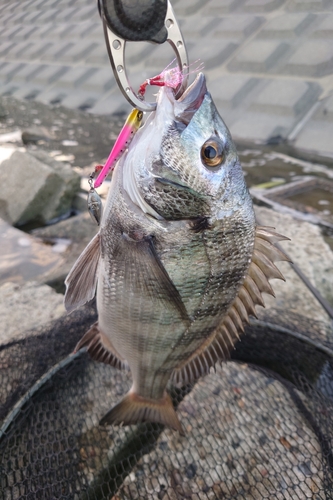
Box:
172, 225, 289, 386
64, 233, 100, 313
75, 322, 128, 370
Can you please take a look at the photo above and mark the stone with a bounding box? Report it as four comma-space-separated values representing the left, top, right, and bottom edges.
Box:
0, 217, 63, 286
311, 14, 333, 38
258, 13, 316, 37
213, 14, 264, 39
283, 40, 333, 77
249, 79, 320, 117
0, 281, 65, 345
0, 146, 80, 225
242, 0, 286, 12
228, 40, 289, 72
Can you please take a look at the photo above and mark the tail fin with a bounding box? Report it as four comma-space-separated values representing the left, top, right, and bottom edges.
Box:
99, 391, 184, 434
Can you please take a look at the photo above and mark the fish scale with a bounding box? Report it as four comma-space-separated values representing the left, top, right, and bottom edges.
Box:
65, 73, 289, 434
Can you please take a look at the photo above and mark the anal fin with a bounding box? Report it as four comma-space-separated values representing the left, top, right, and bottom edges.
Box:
64, 233, 100, 313
75, 322, 127, 370
100, 390, 184, 434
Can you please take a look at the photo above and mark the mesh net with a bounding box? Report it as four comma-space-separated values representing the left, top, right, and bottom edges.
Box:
0, 303, 332, 499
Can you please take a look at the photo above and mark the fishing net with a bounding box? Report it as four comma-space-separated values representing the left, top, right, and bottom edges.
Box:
0, 302, 332, 499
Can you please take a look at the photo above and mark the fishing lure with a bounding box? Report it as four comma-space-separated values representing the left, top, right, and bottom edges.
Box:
94, 108, 143, 189
87, 170, 103, 225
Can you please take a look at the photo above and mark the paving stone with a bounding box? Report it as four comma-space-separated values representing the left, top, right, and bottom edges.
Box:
1, 62, 25, 82
288, 0, 333, 11
242, 0, 286, 12
283, 40, 333, 77
80, 67, 115, 93
54, 66, 96, 89
213, 14, 264, 39
228, 40, 289, 72
39, 41, 75, 62
179, 16, 222, 39
205, 0, 244, 15
231, 111, 292, 142
174, 0, 210, 16
311, 14, 333, 38
85, 43, 110, 66
208, 74, 259, 109
31, 64, 69, 85
0, 25, 21, 40
60, 41, 99, 63
0, 41, 16, 58
249, 79, 321, 117
59, 90, 97, 111
8, 63, 46, 84
258, 13, 316, 38
11, 25, 41, 41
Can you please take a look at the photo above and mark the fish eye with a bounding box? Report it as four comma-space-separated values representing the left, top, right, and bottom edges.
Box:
201, 139, 223, 168
137, 111, 143, 121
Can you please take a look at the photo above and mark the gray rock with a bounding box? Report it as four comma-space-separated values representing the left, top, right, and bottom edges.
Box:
0, 281, 65, 345
0, 146, 80, 225
0, 217, 64, 287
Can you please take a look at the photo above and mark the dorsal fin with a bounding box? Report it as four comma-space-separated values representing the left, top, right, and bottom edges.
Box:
172, 225, 290, 386
75, 322, 128, 370
64, 233, 100, 313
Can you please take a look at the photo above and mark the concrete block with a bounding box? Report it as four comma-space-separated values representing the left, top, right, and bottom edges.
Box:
36, 23, 68, 40
125, 40, 160, 66
179, 16, 222, 39
183, 40, 239, 70
6, 41, 35, 59
2, 62, 25, 82
31, 8, 60, 24
249, 79, 321, 117
85, 44, 110, 66
75, 4, 99, 21
0, 25, 21, 40
313, 95, 333, 121
14, 42, 57, 61
59, 91, 97, 111
231, 111, 292, 142
54, 66, 96, 89
208, 75, 259, 109
283, 40, 333, 77
0, 148, 80, 225
9, 25, 38, 41
80, 67, 115, 93
36, 88, 68, 106
287, 0, 333, 11
39, 41, 75, 61
8, 9, 43, 24
8, 63, 46, 83
205, 0, 244, 15
213, 15, 264, 39
294, 120, 333, 159
258, 13, 316, 38
242, 0, 286, 12
174, 0, 210, 16
60, 41, 99, 63
0, 41, 16, 57
52, 6, 77, 22
9, 84, 43, 101
311, 14, 333, 38
32, 65, 69, 85
228, 40, 289, 72
89, 90, 131, 115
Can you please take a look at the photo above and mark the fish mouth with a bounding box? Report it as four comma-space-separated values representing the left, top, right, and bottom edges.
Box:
174, 72, 207, 125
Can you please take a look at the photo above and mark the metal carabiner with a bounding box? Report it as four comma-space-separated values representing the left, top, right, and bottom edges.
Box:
99, 0, 188, 112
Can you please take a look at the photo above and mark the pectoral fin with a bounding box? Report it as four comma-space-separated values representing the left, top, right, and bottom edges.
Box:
64, 233, 100, 313
115, 233, 189, 323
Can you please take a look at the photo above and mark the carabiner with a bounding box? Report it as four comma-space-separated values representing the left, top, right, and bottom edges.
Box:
99, 0, 188, 112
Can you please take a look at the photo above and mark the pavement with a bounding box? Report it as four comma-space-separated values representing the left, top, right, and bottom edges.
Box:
0, 0, 333, 163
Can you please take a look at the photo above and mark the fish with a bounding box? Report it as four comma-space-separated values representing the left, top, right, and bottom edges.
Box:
64, 73, 289, 434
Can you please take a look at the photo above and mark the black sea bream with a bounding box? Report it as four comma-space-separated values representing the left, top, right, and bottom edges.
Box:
65, 73, 289, 433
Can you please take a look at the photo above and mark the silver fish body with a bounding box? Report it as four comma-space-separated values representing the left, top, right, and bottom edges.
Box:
65, 74, 288, 433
